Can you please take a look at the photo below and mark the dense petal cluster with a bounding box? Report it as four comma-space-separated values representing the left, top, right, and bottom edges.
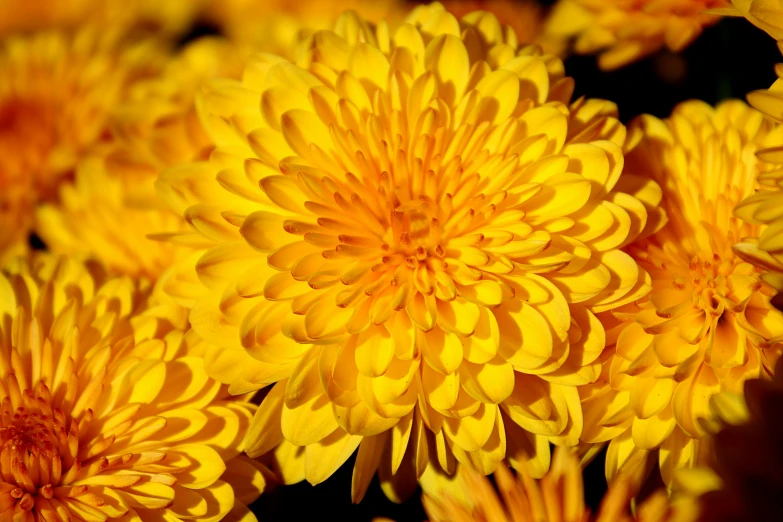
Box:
35, 38, 248, 280
0, 255, 266, 522
581, 100, 783, 488
544, 0, 729, 70
157, 1, 660, 498
422, 448, 698, 522
0, 30, 163, 263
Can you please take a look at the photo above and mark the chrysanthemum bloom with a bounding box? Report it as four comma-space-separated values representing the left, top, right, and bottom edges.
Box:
36, 38, 247, 280
544, 0, 729, 70
0, 29, 163, 262
157, 2, 658, 500
201, 0, 405, 56
689, 356, 783, 522
0, 254, 267, 522
422, 448, 698, 522
580, 100, 783, 490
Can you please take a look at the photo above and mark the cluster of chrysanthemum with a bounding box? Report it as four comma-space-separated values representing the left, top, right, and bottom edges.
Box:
4, 0, 783, 520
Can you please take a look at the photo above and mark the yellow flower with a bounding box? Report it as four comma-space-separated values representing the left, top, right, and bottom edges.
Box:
0, 254, 267, 522
544, 0, 729, 70
689, 356, 783, 522
716, 0, 783, 40
202, 0, 405, 57
422, 448, 699, 522
157, 2, 657, 500
0, 29, 163, 262
581, 100, 783, 489
36, 38, 247, 280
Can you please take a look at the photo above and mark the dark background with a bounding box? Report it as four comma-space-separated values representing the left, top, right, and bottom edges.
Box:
144, 3, 783, 521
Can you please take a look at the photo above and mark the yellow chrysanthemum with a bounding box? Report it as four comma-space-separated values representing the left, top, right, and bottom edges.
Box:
544, 0, 729, 70
0, 254, 267, 522
421, 449, 698, 522
581, 100, 783, 489
36, 38, 248, 280
202, 0, 405, 57
0, 29, 163, 261
157, 2, 659, 500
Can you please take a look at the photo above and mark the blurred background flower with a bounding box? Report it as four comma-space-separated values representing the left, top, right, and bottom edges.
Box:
543, 0, 730, 70
0, 29, 164, 265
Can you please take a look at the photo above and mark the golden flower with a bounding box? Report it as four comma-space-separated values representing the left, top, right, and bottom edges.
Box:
689, 356, 783, 522
202, 0, 405, 57
157, 2, 657, 500
36, 38, 247, 280
0, 29, 163, 262
544, 0, 729, 70
580, 100, 783, 490
422, 448, 699, 522
0, 254, 267, 522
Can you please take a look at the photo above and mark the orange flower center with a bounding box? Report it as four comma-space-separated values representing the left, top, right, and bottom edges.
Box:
0, 377, 105, 515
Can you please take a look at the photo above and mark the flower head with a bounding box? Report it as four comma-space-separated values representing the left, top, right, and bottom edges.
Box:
545, 0, 729, 70
0, 255, 267, 522
158, 2, 657, 499
422, 448, 699, 522
0, 29, 163, 261
36, 38, 247, 280
581, 100, 783, 488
